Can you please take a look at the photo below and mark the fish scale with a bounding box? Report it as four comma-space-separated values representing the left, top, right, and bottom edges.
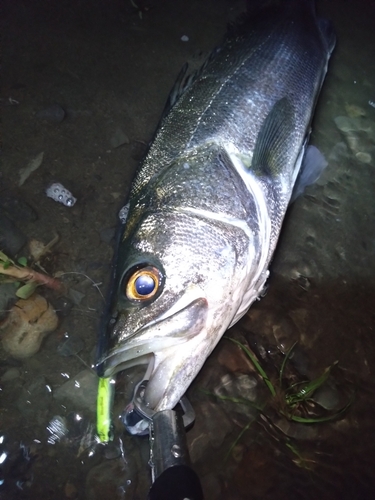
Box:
132, 1, 331, 199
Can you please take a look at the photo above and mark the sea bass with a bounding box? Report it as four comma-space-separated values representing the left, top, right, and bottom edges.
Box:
96, 0, 335, 420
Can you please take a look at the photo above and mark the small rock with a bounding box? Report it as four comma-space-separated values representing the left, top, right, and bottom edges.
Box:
28, 238, 49, 261
36, 103, 65, 123
270, 316, 299, 354
99, 227, 116, 245
110, 192, 121, 200
68, 288, 86, 305
0, 210, 27, 254
0, 282, 19, 321
334, 115, 354, 133
328, 142, 349, 162
110, 128, 129, 149
311, 383, 341, 411
57, 334, 85, 357
54, 370, 98, 413
216, 340, 254, 373
188, 431, 211, 464
344, 103, 366, 118
0, 194, 38, 222
200, 473, 221, 499
234, 446, 276, 498
231, 444, 245, 463
355, 151, 372, 164
1, 367, 21, 382
85, 459, 137, 500
214, 373, 258, 407
64, 480, 78, 499
103, 442, 122, 460
16, 375, 51, 418
51, 296, 74, 317
188, 401, 232, 463
130, 141, 147, 161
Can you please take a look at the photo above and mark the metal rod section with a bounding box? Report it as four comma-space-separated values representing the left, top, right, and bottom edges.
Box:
148, 409, 203, 500
150, 409, 189, 480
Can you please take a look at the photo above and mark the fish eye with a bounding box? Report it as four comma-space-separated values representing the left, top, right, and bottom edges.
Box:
125, 266, 161, 301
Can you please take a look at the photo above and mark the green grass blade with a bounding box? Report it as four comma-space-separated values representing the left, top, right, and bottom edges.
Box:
279, 341, 298, 386
16, 282, 38, 299
0, 251, 14, 266
225, 419, 253, 462
282, 392, 354, 423
285, 361, 339, 405
17, 256, 28, 267
226, 337, 276, 397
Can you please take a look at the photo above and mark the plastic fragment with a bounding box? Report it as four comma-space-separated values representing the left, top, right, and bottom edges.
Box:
46, 182, 77, 207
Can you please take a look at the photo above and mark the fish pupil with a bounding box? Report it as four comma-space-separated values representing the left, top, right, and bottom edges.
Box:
135, 274, 155, 295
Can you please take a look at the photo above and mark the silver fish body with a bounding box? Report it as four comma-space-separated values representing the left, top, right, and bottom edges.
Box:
97, 0, 335, 417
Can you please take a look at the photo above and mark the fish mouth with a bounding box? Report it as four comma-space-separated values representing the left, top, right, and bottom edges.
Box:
98, 291, 208, 412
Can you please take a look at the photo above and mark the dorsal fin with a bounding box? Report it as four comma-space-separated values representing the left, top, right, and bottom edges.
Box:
159, 47, 222, 122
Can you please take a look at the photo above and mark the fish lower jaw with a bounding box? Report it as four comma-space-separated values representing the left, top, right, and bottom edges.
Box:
100, 332, 187, 378
100, 296, 209, 387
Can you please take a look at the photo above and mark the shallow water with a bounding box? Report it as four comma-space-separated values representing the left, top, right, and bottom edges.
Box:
1, 0, 375, 499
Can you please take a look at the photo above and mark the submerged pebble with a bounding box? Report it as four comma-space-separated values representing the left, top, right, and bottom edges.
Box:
54, 369, 98, 413
1, 367, 21, 382
99, 226, 116, 244
328, 141, 349, 162
344, 103, 366, 118
334, 116, 354, 133
50, 296, 74, 317
36, 103, 65, 123
85, 459, 136, 500
57, 334, 85, 357
103, 441, 122, 460
311, 383, 341, 411
64, 480, 78, 499
109, 127, 129, 149
0, 210, 27, 254
0, 282, 18, 323
16, 375, 51, 417
0, 194, 38, 222
355, 151, 372, 163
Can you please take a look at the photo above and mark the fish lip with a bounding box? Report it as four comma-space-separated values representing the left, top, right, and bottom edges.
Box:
98, 295, 208, 378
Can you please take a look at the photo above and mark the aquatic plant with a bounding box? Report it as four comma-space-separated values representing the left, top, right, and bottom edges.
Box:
0, 250, 64, 298
227, 337, 351, 422
205, 336, 353, 463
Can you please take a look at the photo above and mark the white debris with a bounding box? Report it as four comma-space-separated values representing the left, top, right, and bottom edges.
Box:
19, 152, 44, 186
119, 203, 129, 224
46, 182, 77, 207
181, 35, 189, 42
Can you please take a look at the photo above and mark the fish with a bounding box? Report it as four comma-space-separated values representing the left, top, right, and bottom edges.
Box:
96, 0, 335, 426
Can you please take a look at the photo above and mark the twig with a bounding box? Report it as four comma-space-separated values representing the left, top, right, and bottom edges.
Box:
0, 263, 65, 293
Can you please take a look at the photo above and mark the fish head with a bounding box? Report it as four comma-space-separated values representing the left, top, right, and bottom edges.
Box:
97, 203, 253, 415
